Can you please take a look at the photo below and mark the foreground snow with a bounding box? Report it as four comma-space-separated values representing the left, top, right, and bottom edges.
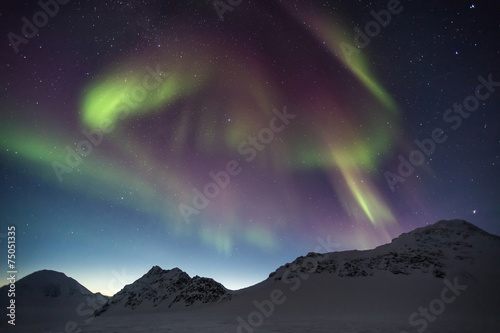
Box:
73, 309, 496, 333
3, 220, 499, 333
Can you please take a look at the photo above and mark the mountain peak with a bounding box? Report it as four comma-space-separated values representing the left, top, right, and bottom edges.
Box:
146, 266, 184, 276
95, 266, 230, 315
0, 269, 105, 300
147, 265, 165, 275
415, 219, 483, 234
397, 219, 495, 243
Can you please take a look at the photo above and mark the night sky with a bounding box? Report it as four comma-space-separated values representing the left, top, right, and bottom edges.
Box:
1, 0, 499, 294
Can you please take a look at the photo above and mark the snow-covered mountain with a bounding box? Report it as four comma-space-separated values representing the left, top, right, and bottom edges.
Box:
268, 219, 497, 281
0, 270, 108, 333
94, 266, 232, 315
2, 269, 98, 298
212, 218, 498, 333
6, 219, 500, 332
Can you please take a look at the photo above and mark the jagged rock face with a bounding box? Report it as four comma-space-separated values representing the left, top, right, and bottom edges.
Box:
95, 267, 231, 315
95, 267, 190, 314
171, 276, 231, 307
268, 219, 497, 281
269, 249, 446, 281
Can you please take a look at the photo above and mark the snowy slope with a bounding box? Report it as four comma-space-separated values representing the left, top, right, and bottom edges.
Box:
0, 270, 108, 333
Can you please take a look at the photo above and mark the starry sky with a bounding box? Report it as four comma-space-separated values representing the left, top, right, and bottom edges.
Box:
1, 0, 499, 294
